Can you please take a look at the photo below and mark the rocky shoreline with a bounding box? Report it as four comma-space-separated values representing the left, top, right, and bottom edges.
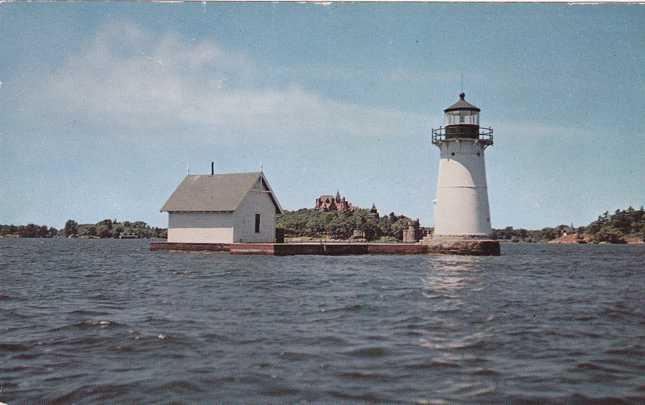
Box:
546, 233, 644, 245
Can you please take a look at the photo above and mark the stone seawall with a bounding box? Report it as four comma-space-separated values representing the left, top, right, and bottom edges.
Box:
150, 241, 500, 256
150, 242, 229, 252
151, 242, 424, 256
367, 244, 428, 255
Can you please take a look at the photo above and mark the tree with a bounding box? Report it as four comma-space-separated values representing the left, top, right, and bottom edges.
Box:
390, 218, 411, 241
277, 208, 417, 241
592, 225, 625, 244
587, 221, 602, 234
360, 221, 381, 241
99, 219, 113, 230
541, 228, 556, 240
18, 224, 39, 238
576, 227, 585, 237
64, 220, 78, 237
113, 226, 124, 239
98, 227, 112, 238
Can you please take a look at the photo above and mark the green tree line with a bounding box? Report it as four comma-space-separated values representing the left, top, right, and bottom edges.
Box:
1, 219, 166, 239
63, 219, 167, 239
0, 224, 58, 238
277, 208, 420, 242
493, 206, 645, 243
585, 206, 645, 243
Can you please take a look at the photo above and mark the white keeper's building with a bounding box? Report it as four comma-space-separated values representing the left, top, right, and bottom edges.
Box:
161, 172, 283, 244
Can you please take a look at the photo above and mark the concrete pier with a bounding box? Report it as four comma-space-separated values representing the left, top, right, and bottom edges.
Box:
150, 241, 499, 256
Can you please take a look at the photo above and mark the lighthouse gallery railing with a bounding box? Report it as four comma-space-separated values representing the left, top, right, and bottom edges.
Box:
431, 126, 494, 147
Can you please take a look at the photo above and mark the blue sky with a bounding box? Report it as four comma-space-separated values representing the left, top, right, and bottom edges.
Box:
1, 3, 644, 229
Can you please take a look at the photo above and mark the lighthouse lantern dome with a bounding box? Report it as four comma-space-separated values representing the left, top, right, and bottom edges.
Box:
444, 92, 480, 127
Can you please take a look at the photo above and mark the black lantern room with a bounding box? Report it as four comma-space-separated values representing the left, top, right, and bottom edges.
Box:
444, 92, 480, 139
432, 93, 493, 147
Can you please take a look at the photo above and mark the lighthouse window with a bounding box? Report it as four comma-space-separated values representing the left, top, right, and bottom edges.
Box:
445, 110, 479, 126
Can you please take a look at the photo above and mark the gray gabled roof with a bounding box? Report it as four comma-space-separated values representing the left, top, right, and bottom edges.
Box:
444, 93, 480, 112
161, 172, 283, 214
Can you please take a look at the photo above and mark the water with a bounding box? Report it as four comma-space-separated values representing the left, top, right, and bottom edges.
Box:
1, 239, 644, 403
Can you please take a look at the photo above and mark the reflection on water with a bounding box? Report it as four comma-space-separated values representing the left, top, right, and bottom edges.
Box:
1, 239, 645, 403
421, 255, 484, 305
418, 255, 496, 381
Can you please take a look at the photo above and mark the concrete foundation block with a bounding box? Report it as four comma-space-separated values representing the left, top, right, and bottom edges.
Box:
424, 238, 500, 256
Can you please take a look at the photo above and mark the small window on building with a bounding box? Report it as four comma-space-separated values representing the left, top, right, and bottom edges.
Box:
255, 214, 261, 233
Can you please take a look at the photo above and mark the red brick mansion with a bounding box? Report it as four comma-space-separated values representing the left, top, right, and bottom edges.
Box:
315, 191, 354, 212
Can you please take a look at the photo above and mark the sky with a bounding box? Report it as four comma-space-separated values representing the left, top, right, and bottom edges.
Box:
1, 3, 644, 230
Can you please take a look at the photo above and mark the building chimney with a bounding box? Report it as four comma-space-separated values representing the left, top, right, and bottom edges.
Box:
211, 162, 214, 175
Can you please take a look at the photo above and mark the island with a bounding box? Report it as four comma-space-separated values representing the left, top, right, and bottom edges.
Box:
2, 206, 644, 245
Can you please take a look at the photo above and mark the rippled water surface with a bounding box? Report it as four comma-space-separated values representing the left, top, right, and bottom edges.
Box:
1, 239, 645, 403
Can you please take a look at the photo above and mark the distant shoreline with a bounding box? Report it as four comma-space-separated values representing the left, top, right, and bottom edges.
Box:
0, 235, 166, 241
2, 205, 643, 244
2, 235, 644, 246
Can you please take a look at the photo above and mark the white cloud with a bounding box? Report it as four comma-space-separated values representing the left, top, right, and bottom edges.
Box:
36, 21, 431, 145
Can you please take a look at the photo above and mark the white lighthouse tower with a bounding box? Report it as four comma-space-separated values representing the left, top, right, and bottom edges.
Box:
428, 93, 500, 255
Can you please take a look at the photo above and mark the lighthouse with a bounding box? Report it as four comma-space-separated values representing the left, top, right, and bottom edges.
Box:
427, 93, 500, 255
